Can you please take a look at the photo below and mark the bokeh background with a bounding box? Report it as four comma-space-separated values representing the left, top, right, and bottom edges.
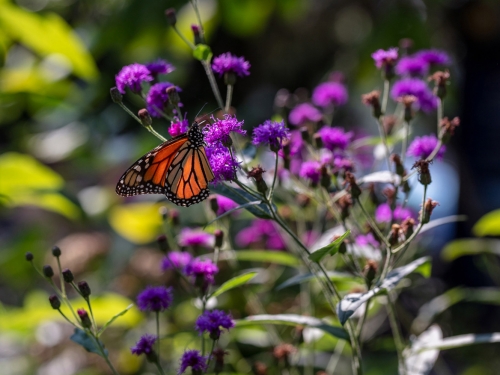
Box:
2, 0, 500, 374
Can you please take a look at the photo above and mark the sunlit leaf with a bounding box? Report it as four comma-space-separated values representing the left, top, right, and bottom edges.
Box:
193, 44, 213, 62
237, 314, 349, 340
441, 238, 500, 261
219, 250, 300, 267
0, 2, 98, 80
473, 209, 500, 236
97, 304, 134, 337
309, 230, 350, 262
337, 257, 430, 325
70, 328, 107, 357
108, 202, 164, 244
209, 271, 257, 298
219, 0, 274, 37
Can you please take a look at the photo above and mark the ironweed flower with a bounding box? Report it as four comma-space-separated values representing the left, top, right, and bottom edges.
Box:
178, 228, 213, 248
205, 144, 241, 184
212, 52, 251, 78
355, 233, 379, 247
203, 114, 246, 147
391, 78, 438, 112
184, 259, 219, 286
131, 334, 157, 361
179, 350, 207, 374
161, 251, 192, 271
115, 63, 153, 94
214, 195, 238, 215
375, 203, 392, 223
252, 120, 291, 151
407, 134, 445, 159
312, 81, 348, 108
146, 82, 174, 117
416, 49, 450, 66
371, 48, 398, 68
299, 161, 321, 185
195, 309, 235, 339
395, 56, 429, 77
236, 219, 285, 250
317, 126, 353, 151
137, 286, 173, 312
146, 59, 175, 77
169, 118, 189, 137
289, 103, 322, 126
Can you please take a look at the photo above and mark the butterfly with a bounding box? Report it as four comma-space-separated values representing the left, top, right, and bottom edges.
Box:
116, 122, 215, 207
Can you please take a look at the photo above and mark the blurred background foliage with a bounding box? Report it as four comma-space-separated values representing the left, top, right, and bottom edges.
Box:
2, 0, 500, 374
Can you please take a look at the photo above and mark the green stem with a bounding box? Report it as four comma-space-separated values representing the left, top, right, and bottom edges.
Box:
156, 311, 161, 362
401, 121, 410, 166
48, 279, 80, 323
437, 98, 443, 134
356, 299, 370, 339
381, 79, 390, 114
116, 102, 167, 142
57, 309, 77, 327
205, 339, 218, 372
172, 26, 196, 50
386, 294, 406, 375
267, 151, 279, 201
225, 84, 233, 114
154, 361, 167, 375
355, 198, 391, 249
145, 126, 168, 142
190, 0, 206, 43
202, 61, 225, 110
56, 257, 66, 298
91, 332, 120, 375
85, 297, 97, 333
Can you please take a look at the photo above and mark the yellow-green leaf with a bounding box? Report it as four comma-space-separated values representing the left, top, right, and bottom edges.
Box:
473, 209, 500, 237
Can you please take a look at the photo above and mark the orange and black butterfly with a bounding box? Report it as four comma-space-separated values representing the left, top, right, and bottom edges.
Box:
116, 122, 215, 207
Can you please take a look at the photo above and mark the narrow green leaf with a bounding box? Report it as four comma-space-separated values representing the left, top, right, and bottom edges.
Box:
277, 271, 363, 290
70, 328, 107, 357
97, 304, 133, 336
209, 271, 257, 299
232, 250, 300, 267
473, 209, 500, 236
441, 238, 500, 261
211, 184, 272, 219
308, 230, 350, 262
193, 44, 213, 62
237, 314, 349, 340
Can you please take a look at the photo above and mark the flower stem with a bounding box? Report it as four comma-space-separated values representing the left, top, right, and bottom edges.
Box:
202, 61, 225, 111
401, 121, 410, 166
437, 98, 443, 134
91, 332, 120, 375
205, 339, 217, 372
225, 84, 233, 114
355, 197, 391, 249
190, 0, 206, 43
267, 151, 279, 201
116, 102, 167, 142
172, 26, 196, 50
154, 361, 167, 375
386, 294, 406, 375
156, 311, 161, 362
381, 79, 390, 114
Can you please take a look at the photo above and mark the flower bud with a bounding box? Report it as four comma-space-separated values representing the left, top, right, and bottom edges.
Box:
313, 133, 323, 149
297, 194, 310, 208
138, 108, 152, 127
25, 252, 34, 262
332, 234, 347, 254
401, 218, 415, 239
363, 259, 378, 288
49, 294, 61, 310
344, 172, 361, 200
389, 224, 401, 246
110, 87, 123, 103
224, 72, 236, 86
77, 309, 92, 329
214, 229, 224, 248
398, 95, 417, 122
368, 183, 380, 206
209, 196, 219, 215
159, 206, 169, 220
412, 159, 432, 186
273, 343, 297, 367
191, 24, 202, 45
399, 38, 414, 55
420, 198, 439, 224
169, 210, 180, 226
253, 362, 268, 375
165, 8, 177, 26
62, 268, 74, 283
43, 265, 54, 278
361, 90, 382, 118
212, 348, 228, 375
429, 70, 450, 99
248, 166, 268, 194
157, 235, 169, 252
166, 86, 180, 105
383, 115, 397, 136
391, 154, 405, 177
336, 194, 353, 221
51, 246, 61, 258
78, 281, 91, 298
222, 135, 233, 148
439, 116, 460, 144
300, 127, 310, 143
320, 165, 331, 189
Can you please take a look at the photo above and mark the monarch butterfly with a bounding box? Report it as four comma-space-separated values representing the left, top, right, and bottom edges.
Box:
116, 122, 215, 207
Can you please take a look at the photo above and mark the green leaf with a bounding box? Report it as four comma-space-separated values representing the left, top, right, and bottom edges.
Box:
473, 209, 500, 236
308, 230, 350, 262
193, 44, 213, 62
337, 257, 430, 325
277, 271, 363, 290
209, 271, 258, 298
97, 304, 133, 337
441, 238, 500, 261
211, 184, 272, 219
70, 328, 107, 357
230, 250, 300, 267
237, 314, 349, 340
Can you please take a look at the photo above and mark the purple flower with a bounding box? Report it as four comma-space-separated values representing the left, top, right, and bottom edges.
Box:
212, 52, 250, 77
179, 350, 207, 374
169, 118, 189, 137
416, 49, 450, 66
371, 48, 398, 68
391, 78, 438, 112
318, 126, 353, 151
137, 286, 173, 312
289, 103, 322, 126
146, 59, 175, 76
178, 228, 213, 248
131, 334, 157, 356
303, 230, 320, 247
278, 130, 303, 158
252, 120, 291, 150
236, 219, 285, 250
375, 203, 392, 223
146, 82, 174, 117
394, 206, 414, 221
395, 56, 429, 77
407, 134, 446, 159
115, 63, 153, 94
203, 115, 246, 146
184, 259, 219, 286
355, 233, 379, 247
161, 251, 193, 271
195, 309, 234, 339
299, 161, 321, 184
215, 195, 239, 215
205, 144, 240, 184
312, 82, 348, 108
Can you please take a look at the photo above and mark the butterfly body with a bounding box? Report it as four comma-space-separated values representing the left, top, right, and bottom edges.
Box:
116, 123, 215, 207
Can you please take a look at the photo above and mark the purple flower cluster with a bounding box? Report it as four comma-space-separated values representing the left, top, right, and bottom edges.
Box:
146, 82, 174, 117
178, 228, 213, 248
390, 78, 438, 112
416, 49, 450, 65
115, 63, 153, 94
407, 134, 446, 159
212, 52, 251, 78
371, 48, 398, 68
318, 126, 353, 151
355, 233, 379, 247
169, 118, 189, 137
215, 195, 239, 215
184, 258, 219, 286
252, 120, 291, 150
195, 309, 234, 339
146, 59, 175, 76
312, 82, 348, 108
375, 203, 415, 224
161, 251, 193, 271
203, 115, 246, 146
299, 161, 321, 184
395, 49, 449, 77
205, 144, 241, 184
137, 286, 173, 312
289, 103, 322, 126
179, 350, 207, 374
131, 334, 157, 356
236, 219, 285, 250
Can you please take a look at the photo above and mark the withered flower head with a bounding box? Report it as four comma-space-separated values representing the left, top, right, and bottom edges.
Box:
412, 159, 432, 186
391, 154, 405, 177
383, 115, 398, 136
428, 70, 450, 99
361, 90, 382, 118
344, 172, 361, 199
383, 186, 396, 205
420, 198, 439, 224
273, 343, 297, 361
440, 116, 460, 144
363, 259, 378, 287
247, 166, 266, 181
389, 224, 402, 246
401, 217, 415, 238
